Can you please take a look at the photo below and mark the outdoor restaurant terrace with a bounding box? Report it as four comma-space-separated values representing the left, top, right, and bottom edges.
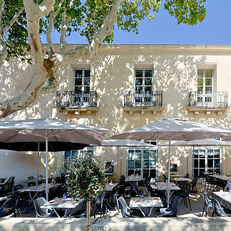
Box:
1, 173, 231, 230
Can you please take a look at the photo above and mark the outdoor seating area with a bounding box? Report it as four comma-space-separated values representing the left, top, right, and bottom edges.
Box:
1, 172, 231, 221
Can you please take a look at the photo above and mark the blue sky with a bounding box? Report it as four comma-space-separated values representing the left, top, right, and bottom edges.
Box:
45, 0, 231, 45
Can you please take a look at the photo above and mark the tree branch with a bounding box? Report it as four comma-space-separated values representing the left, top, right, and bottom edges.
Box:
0, 68, 49, 118
47, 0, 65, 54
0, 1, 5, 36
23, 0, 55, 21
2, 6, 24, 35
59, 13, 70, 54
90, 0, 124, 55
23, 0, 55, 67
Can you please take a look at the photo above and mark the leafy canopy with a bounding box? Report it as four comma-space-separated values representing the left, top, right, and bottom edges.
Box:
62, 155, 106, 200
3, 0, 207, 60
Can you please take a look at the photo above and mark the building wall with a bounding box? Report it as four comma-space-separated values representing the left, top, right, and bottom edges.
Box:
1, 44, 231, 183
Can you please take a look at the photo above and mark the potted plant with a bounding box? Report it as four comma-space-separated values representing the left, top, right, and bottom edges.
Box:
62, 155, 106, 231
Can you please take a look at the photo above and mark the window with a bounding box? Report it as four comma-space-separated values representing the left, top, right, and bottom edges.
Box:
197, 70, 213, 106
134, 69, 153, 106
127, 146, 158, 180
65, 147, 94, 161
74, 69, 91, 106
75, 69, 91, 93
193, 146, 221, 178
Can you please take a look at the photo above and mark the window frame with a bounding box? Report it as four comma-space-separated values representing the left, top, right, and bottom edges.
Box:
74, 69, 91, 93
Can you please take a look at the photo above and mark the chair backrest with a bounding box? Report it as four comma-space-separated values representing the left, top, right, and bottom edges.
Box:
120, 175, 125, 184
192, 177, 198, 186
0, 177, 15, 197
201, 190, 211, 206
0, 198, 17, 217
185, 173, 189, 178
210, 197, 228, 217
33, 197, 50, 217
163, 174, 167, 181
170, 196, 181, 217
224, 181, 231, 191
118, 197, 130, 218
0, 178, 6, 184
145, 176, 151, 186
13, 184, 24, 198
183, 183, 192, 196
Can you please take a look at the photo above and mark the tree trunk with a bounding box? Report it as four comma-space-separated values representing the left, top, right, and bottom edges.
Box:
86, 199, 91, 231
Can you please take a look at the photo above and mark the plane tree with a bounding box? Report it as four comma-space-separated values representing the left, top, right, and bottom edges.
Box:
0, 0, 207, 118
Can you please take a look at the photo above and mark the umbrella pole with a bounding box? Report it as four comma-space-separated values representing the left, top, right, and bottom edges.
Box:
45, 135, 49, 201
116, 147, 119, 183
36, 142, 40, 186
167, 135, 171, 208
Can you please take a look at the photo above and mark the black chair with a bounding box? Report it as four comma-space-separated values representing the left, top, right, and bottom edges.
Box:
201, 190, 212, 217
177, 183, 192, 211
0, 198, 17, 217
13, 184, 30, 213
210, 197, 231, 217
91, 193, 108, 218
205, 175, 213, 191
0, 177, 15, 198
190, 176, 198, 193
27, 176, 36, 187
184, 173, 189, 178
156, 196, 181, 217
144, 176, 151, 187
163, 174, 168, 182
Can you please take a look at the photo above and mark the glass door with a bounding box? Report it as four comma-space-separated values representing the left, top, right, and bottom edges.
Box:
134, 69, 153, 106
197, 70, 213, 107
193, 146, 221, 177
127, 148, 158, 180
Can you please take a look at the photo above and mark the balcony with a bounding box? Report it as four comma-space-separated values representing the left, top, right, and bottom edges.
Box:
56, 91, 98, 115
123, 91, 164, 115
188, 91, 228, 115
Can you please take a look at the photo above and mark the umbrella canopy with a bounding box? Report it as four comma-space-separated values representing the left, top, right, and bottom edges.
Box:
160, 139, 231, 147
109, 118, 231, 141
0, 118, 107, 145
0, 141, 88, 152
0, 118, 108, 200
101, 139, 154, 147
101, 139, 155, 182
109, 118, 231, 207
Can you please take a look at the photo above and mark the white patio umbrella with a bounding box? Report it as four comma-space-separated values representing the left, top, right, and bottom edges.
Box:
109, 118, 231, 207
0, 118, 108, 200
100, 139, 155, 182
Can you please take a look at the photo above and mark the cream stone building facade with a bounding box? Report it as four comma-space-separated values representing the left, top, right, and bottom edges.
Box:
1, 44, 231, 185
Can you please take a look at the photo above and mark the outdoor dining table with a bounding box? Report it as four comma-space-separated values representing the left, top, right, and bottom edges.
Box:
105, 183, 118, 192
170, 175, 185, 178
125, 175, 142, 195
21, 176, 57, 184
213, 191, 231, 204
41, 198, 84, 218
18, 183, 62, 212
153, 182, 180, 206
129, 197, 163, 217
173, 177, 192, 182
210, 175, 231, 182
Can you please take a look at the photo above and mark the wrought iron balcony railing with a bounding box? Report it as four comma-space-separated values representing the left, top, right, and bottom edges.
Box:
56, 91, 97, 108
124, 91, 163, 107
188, 91, 228, 108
